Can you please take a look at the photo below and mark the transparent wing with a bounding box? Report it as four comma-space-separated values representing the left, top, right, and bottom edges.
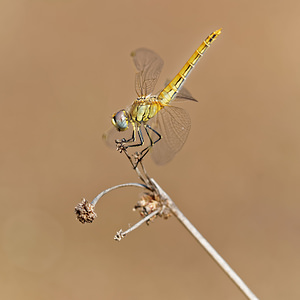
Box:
149, 106, 191, 165
102, 125, 134, 149
174, 86, 198, 102
164, 79, 198, 103
131, 48, 164, 97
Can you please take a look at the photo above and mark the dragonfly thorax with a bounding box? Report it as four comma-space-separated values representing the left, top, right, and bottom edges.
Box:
129, 96, 162, 124
112, 109, 129, 131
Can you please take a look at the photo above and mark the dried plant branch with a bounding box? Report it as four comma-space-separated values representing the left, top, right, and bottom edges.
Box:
150, 178, 259, 300
75, 167, 259, 299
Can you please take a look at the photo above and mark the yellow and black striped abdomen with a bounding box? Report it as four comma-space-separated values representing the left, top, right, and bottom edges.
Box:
158, 28, 222, 105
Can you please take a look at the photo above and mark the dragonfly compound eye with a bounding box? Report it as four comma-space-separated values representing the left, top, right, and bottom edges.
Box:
112, 110, 129, 131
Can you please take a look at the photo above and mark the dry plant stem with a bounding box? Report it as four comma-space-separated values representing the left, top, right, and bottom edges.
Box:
123, 209, 160, 235
115, 209, 160, 241
121, 148, 152, 187
134, 164, 150, 186
151, 179, 259, 300
90, 183, 150, 207
118, 146, 151, 187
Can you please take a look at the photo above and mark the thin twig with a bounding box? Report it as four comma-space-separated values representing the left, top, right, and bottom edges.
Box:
114, 209, 160, 241
91, 183, 150, 207
123, 208, 160, 234
150, 178, 259, 300
134, 164, 149, 185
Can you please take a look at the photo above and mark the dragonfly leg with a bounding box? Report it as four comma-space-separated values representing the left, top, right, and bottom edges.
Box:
115, 124, 145, 154
115, 122, 136, 146
118, 126, 146, 169
136, 124, 162, 165
146, 124, 161, 145
124, 123, 136, 143
125, 125, 144, 148
141, 124, 161, 154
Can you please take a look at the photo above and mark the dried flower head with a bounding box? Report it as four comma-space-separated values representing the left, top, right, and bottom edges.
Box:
75, 198, 97, 224
134, 191, 171, 224
114, 229, 126, 241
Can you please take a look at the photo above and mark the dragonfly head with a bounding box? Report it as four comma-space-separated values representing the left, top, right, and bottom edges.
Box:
112, 109, 129, 131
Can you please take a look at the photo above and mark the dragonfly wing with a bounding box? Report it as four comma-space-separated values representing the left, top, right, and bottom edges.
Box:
164, 79, 198, 103
174, 86, 198, 102
131, 48, 164, 96
103, 125, 133, 149
149, 106, 191, 165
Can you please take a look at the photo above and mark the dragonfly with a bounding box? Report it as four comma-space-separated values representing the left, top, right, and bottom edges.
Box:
104, 28, 222, 168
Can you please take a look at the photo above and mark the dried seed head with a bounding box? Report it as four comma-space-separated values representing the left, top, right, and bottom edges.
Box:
134, 191, 171, 224
75, 198, 97, 224
114, 229, 126, 241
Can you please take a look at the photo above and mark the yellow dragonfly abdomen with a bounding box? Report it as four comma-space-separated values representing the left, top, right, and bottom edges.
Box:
158, 28, 222, 105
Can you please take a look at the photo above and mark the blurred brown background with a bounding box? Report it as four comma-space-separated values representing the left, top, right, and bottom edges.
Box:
1, 0, 299, 299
